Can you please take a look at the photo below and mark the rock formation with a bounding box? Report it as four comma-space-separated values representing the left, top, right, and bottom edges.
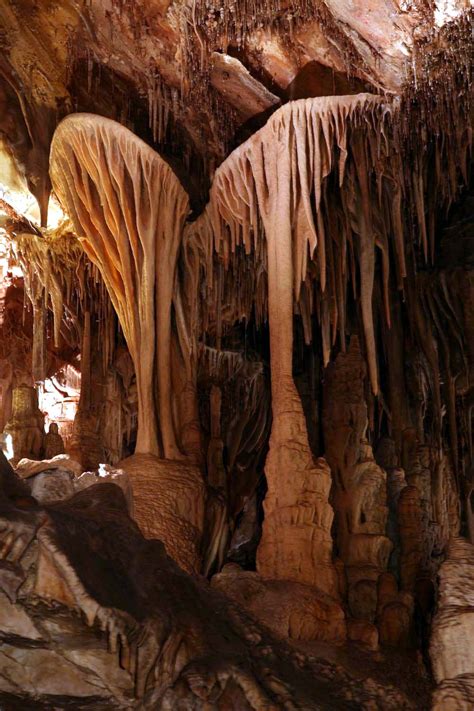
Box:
117, 454, 206, 575
43, 422, 65, 460
50, 114, 192, 460
0, 2, 471, 709
0, 452, 417, 709
430, 538, 474, 709
4, 386, 44, 462
323, 338, 393, 632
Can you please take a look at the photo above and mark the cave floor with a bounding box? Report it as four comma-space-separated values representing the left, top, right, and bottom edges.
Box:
295, 639, 433, 710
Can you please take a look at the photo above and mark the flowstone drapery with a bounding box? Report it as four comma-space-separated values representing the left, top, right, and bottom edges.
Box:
48, 88, 470, 599
50, 114, 191, 460
200, 94, 402, 393
0, 4, 472, 707
194, 94, 404, 593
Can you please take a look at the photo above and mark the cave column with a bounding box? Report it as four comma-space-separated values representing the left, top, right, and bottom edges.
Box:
134, 317, 160, 457
255, 137, 339, 598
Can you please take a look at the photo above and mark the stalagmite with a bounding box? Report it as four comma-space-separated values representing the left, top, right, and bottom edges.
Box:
195, 94, 404, 595
431, 538, 474, 709
50, 114, 190, 459
4, 386, 44, 462
323, 338, 395, 634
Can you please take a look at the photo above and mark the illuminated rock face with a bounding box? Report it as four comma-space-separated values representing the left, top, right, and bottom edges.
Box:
0, 2, 472, 709
117, 454, 206, 575
0, 456, 420, 709
50, 114, 191, 460
4, 386, 44, 462
195, 94, 399, 601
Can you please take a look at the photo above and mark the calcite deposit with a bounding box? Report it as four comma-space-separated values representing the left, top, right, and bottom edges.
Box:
0, 1, 471, 709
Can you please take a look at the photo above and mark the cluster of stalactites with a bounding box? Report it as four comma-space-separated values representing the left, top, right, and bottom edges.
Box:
189, 94, 403, 395
13, 224, 114, 382
397, 9, 472, 280
190, 72, 470, 397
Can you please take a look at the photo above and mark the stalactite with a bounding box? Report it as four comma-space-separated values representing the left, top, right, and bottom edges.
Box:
415, 269, 470, 477
13, 223, 100, 350
401, 10, 472, 254
198, 343, 271, 510
176, 0, 377, 91
193, 93, 401, 395
80, 310, 91, 412
31, 300, 46, 383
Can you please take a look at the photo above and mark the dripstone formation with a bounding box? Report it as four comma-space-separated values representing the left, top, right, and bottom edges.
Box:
0, 1, 472, 709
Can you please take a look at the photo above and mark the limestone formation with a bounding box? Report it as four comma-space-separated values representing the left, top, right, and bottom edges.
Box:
212, 564, 346, 643
43, 422, 65, 460
195, 94, 401, 597
431, 538, 474, 710
50, 115, 192, 459
118, 454, 206, 576
0, 3, 471, 709
0, 455, 418, 710
4, 386, 44, 462
323, 338, 393, 625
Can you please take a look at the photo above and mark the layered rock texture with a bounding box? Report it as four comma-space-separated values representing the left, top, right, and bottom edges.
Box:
0, 454, 420, 710
430, 538, 474, 709
118, 454, 206, 575
50, 115, 192, 459
0, 1, 472, 709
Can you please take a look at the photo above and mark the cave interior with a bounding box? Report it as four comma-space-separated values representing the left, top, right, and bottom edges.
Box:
0, 1, 472, 709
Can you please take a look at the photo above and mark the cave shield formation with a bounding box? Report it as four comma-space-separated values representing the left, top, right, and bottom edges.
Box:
0, 1, 472, 709
50, 114, 193, 461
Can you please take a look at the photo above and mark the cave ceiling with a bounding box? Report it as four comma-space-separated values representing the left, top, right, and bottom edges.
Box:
0, 0, 466, 217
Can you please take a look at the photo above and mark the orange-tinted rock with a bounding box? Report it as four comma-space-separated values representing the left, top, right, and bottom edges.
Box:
348, 578, 378, 622
212, 566, 346, 644
378, 602, 412, 648
376, 569, 414, 648
397, 485, 424, 592
5, 385, 44, 462
257, 450, 340, 596
323, 338, 392, 619
118, 453, 206, 575
431, 538, 474, 691
347, 619, 379, 651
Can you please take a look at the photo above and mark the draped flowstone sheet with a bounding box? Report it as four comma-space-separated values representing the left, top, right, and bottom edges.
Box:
50, 115, 190, 459
49, 91, 468, 595
191, 94, 404, 588
49, 94, 410, 592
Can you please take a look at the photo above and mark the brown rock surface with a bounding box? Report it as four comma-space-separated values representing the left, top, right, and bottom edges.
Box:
4, 385, 44, 462
323, 338, 392, 624
398, 485, 424, 592
347, 619, 379, 651
212, 565, 346, 643
0, 456, 419, 709
430, 537, 474, 705
0, 4, 471, 709
118, 453, 206, 575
